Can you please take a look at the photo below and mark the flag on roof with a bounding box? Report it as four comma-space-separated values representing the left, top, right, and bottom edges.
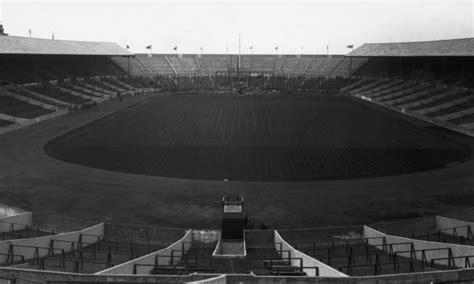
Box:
275, 46, 278, 50
173, 46, 177, 51
145, 45, 152, 49
347, 45, 354, 49
126, 45, 130, 49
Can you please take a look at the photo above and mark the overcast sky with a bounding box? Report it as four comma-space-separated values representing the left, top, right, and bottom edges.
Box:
0, 0, 472, 54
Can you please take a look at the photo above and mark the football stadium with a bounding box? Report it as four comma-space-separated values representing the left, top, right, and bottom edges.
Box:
0, 1, 474, 283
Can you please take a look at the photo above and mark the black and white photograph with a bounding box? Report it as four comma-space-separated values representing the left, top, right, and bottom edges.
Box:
0, 0, 473, 282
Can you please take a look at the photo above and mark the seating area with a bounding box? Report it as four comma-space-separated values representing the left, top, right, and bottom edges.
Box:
278, 56, 311, 75
0, 211, 186, 275
66, 80, 111, 99
2, 204, 474, 281
16, 237, 167, 274
244, 241, 312, 276
146, 240, 309, 276
343, 78, 474, 132
241, 55, 280, 73
7, 87, 66, 108
196, 55, 236, 75
0, 219, 57, 241
137, 55, 175, 75
0, 95, 54, 119
292, 237, 449, 276
121, 54, 357, 77
354, 57, 474, 88
0, 55, 124, 84
167, 55, 200, 74
410, 226, 474, 246
84, 78, 121, 93
112, 56, 152, 77
277, 218, 474, 277
26, 84, 91, 105
116, 76, 154, 89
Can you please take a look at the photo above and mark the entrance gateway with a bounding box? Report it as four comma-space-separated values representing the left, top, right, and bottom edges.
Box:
212, 195, 246, 257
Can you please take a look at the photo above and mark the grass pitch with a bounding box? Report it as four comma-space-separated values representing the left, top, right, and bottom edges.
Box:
45, 94, 469, 181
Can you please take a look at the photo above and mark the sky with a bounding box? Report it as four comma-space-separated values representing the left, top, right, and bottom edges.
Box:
0, 0, 472, 55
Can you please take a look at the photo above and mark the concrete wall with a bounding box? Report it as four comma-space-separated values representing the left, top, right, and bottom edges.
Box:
274, 230, 348, 277
435, 216, 474, 238
0, 213, 32, 233
0, 223, 103, 264
186, 274, 226, 284
0, 267, 214, 284
364, 225, 474, 267
96, 229, 192, 275
3, 267, 474, 284
222, 269, 474, 284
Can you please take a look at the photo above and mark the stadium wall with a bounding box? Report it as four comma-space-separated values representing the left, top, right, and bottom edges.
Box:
0, 223, 104, 264
187, 274, 226, 284
436, 216, 474, 239
274, 230, 347, 277
0, 268, 213, 284
216, 269, 474, 283
2, 268, 474, 284
364, 225, 474, 268
96, 229, 192, 275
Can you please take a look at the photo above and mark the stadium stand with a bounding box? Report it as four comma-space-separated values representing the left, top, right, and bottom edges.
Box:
2, 31, 474, 283
197, 55, 235, 75
146, 230, 310, 276
122, 54, 359, 78
344, 38, 474, 135
26, 84, 91, 106
0, 207, 186, 275
167, 55, 200, 74
4, 209, 470, 282
0, 95, 54, 119
0, 36, 158, 136
240, 55, 279, 73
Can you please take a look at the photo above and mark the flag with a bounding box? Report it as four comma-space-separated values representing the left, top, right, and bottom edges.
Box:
126, 45, 130, 49
275, 46, 278, 50
250, 46, 253, 50
347, 45, 354, 49
145, 45, 152, 50
173, 46, 177, 51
